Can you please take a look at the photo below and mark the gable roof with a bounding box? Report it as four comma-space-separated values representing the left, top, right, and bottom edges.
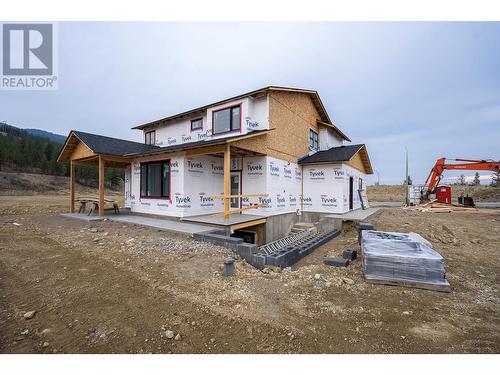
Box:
57, 130, 160, 162
73, 131, 160, 156
298, 144, 373, 174
132, 85, 335, 131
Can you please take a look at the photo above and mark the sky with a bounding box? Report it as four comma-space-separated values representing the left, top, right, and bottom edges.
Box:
1, 22, 499, 184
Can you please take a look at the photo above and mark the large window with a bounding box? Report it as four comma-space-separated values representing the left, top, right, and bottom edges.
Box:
191, 118, 203, 131
145, 130, 155, 145
140, 160, 170, 198
309, 129, 319, 151
212, 105, 241, 135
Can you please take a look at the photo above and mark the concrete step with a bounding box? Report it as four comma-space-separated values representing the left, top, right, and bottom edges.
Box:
293, 222, 315, 229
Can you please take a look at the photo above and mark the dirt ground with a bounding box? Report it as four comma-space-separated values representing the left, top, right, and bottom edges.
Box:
0, 194, 499, 354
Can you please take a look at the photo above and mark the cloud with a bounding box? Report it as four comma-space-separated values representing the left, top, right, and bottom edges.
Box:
1, 22, 499, 184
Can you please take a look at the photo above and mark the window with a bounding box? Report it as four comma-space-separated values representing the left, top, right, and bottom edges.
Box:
309, 129, 319, 151
359, 178, 363, 190
212, 105, 241, 135
191, 118, 203, 131
140, 160, 170, 198
145, 130, 155, 145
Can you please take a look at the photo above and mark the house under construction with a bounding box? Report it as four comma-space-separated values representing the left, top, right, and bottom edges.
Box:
57, 86, 373, 249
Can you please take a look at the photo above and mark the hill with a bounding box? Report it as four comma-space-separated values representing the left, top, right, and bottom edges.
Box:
24, 128, 66, 143
0, 122, 65, 175
0, 122, 123, 190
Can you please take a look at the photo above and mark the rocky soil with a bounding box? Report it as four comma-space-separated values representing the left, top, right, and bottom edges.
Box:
0, 195, 498, 353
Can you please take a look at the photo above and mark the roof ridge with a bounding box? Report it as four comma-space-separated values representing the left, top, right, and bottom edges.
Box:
74, 130, 160, 148
132, 85, 330, 130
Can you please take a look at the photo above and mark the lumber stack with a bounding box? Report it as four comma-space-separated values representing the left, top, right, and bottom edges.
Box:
408, 200, 498, 214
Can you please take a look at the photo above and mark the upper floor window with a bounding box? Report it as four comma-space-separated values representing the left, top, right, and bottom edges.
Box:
309, 129, 319, 151
212, 105, 241, 135
145, 130, 155, 145
191, 118, 203, 131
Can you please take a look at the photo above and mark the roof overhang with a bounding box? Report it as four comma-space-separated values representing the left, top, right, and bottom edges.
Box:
299, 144, 373, 175
316, 120, 351, 142
353, 144, 373, 174
57, 131, 93, 163
58, 129, 272, 164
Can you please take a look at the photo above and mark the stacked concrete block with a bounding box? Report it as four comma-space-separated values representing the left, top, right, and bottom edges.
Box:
194, 227, 341, 270
356, 222, 374, 245
343, 249, 357, 260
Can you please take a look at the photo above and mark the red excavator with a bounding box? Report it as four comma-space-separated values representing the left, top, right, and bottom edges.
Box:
422, 158, 500, 206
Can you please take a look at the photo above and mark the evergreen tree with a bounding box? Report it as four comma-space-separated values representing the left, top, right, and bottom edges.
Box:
473, 172, 481, 186
491, 171, 500, 187
0, 122, 123, 188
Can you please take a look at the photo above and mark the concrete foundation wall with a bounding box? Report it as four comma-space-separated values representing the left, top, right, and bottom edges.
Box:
264, 211, 341, 243
265, 212, 300, 243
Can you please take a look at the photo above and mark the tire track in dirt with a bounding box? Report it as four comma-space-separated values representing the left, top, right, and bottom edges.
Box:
0, 222, 299, 353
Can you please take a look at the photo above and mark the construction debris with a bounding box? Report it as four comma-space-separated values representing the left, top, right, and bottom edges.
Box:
323, 257, 349, 267
342, 249, 357, 260
356, 222, 374, 244
223, 258, 236, 276
407, 200, 499, 214
361, 230, 451, 292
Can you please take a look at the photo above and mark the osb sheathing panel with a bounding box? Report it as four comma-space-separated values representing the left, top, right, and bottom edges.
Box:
235, 91, 321, 163
70, 141, 95, 161
347, 151, 367, 173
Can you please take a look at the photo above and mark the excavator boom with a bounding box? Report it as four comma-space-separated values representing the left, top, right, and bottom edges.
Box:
424, 158, 500, 198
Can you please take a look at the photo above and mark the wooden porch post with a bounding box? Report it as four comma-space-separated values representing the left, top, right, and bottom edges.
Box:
99, 156, 105, 216
223, 144, 231, 219
70, 160, 75, 213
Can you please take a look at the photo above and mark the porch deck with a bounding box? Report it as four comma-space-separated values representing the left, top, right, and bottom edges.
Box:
60, 212, 214, 236
182, 212, 267, 229
325, 207, 381, 222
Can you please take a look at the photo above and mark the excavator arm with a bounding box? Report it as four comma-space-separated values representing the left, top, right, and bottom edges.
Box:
424, 158, 500, 198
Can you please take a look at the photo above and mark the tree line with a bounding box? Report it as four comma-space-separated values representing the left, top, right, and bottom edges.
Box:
0, 123, 123, 188
457, 172, 500, 187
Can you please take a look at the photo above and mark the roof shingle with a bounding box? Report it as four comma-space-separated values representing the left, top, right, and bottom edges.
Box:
298, 144, 365, 164
73, 131, 160, 156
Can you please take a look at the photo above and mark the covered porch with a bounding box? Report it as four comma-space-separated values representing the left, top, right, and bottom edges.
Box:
57, 129, 271, 226
57, 131, 159, 216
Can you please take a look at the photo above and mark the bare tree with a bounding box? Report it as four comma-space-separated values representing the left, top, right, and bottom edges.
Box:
457, 174, 466, 186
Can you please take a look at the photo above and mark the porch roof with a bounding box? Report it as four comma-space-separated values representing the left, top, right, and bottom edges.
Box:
57, 130, 160, 163
298, 144, 373, 174
57, 129, 272, 163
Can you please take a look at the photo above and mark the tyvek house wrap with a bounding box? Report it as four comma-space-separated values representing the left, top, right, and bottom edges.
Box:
127, 153, 367, 218
301, 163, 365, 214
129, 155, 186, 217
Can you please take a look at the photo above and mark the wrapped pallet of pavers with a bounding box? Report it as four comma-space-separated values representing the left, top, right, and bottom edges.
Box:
361, 230, 451, 292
